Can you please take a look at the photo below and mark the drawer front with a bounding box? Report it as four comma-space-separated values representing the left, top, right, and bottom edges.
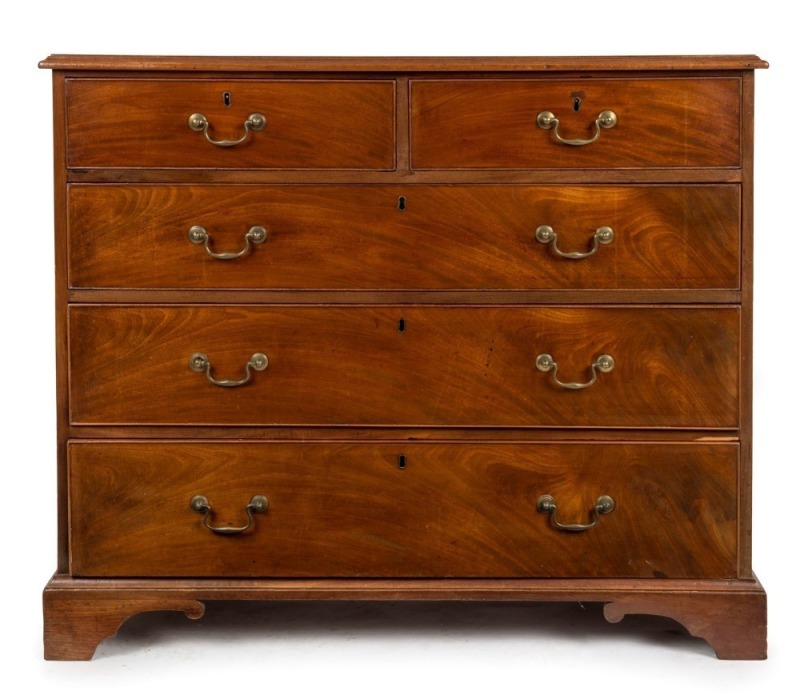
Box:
411, 79, 740, 169
65, 79, 395, 169
69, 442, 738, 578
69, 306, 739, 428
69, 184, 740, 291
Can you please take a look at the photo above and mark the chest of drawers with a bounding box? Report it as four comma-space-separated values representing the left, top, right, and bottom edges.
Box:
39, 54, 768, 660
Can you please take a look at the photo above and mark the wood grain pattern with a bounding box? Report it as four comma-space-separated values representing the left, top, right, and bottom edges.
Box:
411, 79, 741, 169
67, 289, 743, 305
68, 184, 740, 291
66, 426, 739, 441
52, 73, 70, 573
68, 441, 738, 578
43, 593, 204, 660
66, 79, 395, 169
40, 54, 766, 660
39, 55, 770, 71
43, 575, 766, 660
65, 168, 744, 185
738, 70, 755, 578
68, 305, 740, 428
604, 587, 766, 660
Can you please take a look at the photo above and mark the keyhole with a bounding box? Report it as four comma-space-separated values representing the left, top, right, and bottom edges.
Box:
573, 97, 581, 112
398, 196, 406, 211
223, 92, 231, 107
398, 318, 406, 333
397, 454, 407, 470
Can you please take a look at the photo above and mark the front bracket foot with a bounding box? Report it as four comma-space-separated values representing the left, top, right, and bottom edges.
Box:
44, 586, 205, 660
603, 586, 766, 659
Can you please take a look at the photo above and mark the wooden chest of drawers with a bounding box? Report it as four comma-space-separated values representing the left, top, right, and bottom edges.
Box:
39, 54, 768, 660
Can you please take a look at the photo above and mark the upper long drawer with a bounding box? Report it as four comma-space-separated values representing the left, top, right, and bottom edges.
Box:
68, 184, 740, 291
410, 79, 741, 169
65, 79, 396, 169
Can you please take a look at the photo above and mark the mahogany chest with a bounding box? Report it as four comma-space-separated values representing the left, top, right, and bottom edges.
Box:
39, 54, 768, 659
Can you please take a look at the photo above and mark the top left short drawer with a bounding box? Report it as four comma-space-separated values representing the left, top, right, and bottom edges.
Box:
65, 79, 396, 170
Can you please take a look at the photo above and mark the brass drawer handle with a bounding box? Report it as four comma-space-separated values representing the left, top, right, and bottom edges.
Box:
187, 112, 266, 147
188, 225, 268, 260
535, 353, 615, 390
537, 494, 615, 532
536, 109, 617, 146
190, 494, 269, 535
189, 352, 269, 387
535, 225, 614, 259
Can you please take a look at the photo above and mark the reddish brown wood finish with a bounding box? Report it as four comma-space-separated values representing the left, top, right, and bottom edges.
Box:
66, 167, 744, 185
43, 592, 205, 660
41, 54, 767, 660
42, 576, 766, 660
68, 184, 741, 291
411, 79, 741, 169
39, 54, 770, 72
69, 441, 738, 578
68, 289, 743, 306
739, 71, 756, 578
52, 73, 70, 574
68, 306, 739, 428
604, 587, 767, 660
67, 426, 737, 442
66, 80, 395, 169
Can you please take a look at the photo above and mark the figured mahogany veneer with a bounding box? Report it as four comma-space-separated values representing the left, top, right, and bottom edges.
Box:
68, 305, 739, 428
68, 184, 741, 291
41, 55, 767, 660
66, 79, 396, 169
411, 79, 741, 169
69, 441, 738, 578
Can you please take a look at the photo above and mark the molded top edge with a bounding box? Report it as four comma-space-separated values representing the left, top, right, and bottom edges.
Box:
39, 54, 769, 72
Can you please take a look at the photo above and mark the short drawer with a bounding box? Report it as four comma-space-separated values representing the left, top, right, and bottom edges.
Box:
68, 306, 739, 428
65, 79, 395, 169
411, 78, 741, 169
68, 441, 738, 578
68, 184, 740, 291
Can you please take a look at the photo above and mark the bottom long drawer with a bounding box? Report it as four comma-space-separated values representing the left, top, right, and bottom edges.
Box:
69, 441, 738, 579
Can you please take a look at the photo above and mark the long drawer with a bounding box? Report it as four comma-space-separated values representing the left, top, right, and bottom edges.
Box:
65, 79, 396, 169
69, 441, 738, 579
68, 306, 739, 428
68, 184, 741, 290
411, 78, 741, 168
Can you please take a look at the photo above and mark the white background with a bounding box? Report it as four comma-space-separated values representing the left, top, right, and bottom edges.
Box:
1, 1, 797, 695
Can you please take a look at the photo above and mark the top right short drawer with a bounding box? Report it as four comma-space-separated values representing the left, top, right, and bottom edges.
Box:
410, 78, 740, 169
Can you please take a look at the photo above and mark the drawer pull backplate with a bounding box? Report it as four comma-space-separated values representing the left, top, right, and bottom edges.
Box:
536, 494, 615, 532
535, 225, 614, 259
189, 352, 269, 387
190, 494, 269, 535
188, 112, 267, 147
188, 225, 268, 260
536, 109, 617, 146
535, 353, 615, 390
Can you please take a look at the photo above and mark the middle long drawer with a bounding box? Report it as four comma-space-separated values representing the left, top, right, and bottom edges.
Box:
68, 184, 740, 290
69, 305, 739, 428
